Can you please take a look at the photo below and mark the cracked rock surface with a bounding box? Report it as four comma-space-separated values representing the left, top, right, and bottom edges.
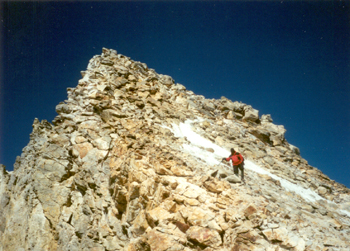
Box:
0, 48, 349, 251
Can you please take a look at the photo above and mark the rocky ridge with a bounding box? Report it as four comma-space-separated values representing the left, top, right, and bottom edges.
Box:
0, 47, 349, 251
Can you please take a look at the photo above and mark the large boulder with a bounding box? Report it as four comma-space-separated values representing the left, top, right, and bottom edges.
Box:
243, 106, 259, 122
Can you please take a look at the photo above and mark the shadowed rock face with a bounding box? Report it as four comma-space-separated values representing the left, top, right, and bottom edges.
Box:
0, 47, 349, 251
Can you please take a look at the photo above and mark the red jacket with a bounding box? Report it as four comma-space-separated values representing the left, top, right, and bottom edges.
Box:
226, 152, 244, 166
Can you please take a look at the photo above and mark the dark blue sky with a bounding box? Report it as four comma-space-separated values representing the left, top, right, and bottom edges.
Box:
1, 1, 349, 187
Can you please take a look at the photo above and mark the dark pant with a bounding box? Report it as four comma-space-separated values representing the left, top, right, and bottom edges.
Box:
234, 163, 244, 180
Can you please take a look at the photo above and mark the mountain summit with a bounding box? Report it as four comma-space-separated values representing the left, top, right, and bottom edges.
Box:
1, 48, 349, 250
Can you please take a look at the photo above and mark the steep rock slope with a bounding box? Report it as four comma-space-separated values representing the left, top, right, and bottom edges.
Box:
1, 48, 349, 251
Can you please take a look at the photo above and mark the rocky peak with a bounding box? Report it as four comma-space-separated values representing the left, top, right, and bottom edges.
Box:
0, 47, 349, 250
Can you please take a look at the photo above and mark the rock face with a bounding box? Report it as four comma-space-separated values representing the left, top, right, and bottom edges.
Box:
1, 47, 350, 251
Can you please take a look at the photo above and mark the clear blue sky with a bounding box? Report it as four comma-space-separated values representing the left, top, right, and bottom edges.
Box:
1, 1, 349, 187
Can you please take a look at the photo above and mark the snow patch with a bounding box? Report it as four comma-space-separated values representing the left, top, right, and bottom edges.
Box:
340, 209, 350, 218
165, 119, 326, 203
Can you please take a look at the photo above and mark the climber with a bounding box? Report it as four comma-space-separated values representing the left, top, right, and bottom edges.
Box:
222, 148, 245, 183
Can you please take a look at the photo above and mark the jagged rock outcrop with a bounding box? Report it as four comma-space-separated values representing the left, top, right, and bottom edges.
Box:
1, 48, 349, 251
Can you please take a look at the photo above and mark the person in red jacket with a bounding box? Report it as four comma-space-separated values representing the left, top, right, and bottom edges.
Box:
222, 148, 245, 183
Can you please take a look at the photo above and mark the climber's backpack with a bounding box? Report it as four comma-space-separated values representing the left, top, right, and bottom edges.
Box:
230, 152, 243, 166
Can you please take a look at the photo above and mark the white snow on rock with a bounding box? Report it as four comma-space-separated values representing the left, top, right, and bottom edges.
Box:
165, 119, 326, 203
340, 209, 350, 218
